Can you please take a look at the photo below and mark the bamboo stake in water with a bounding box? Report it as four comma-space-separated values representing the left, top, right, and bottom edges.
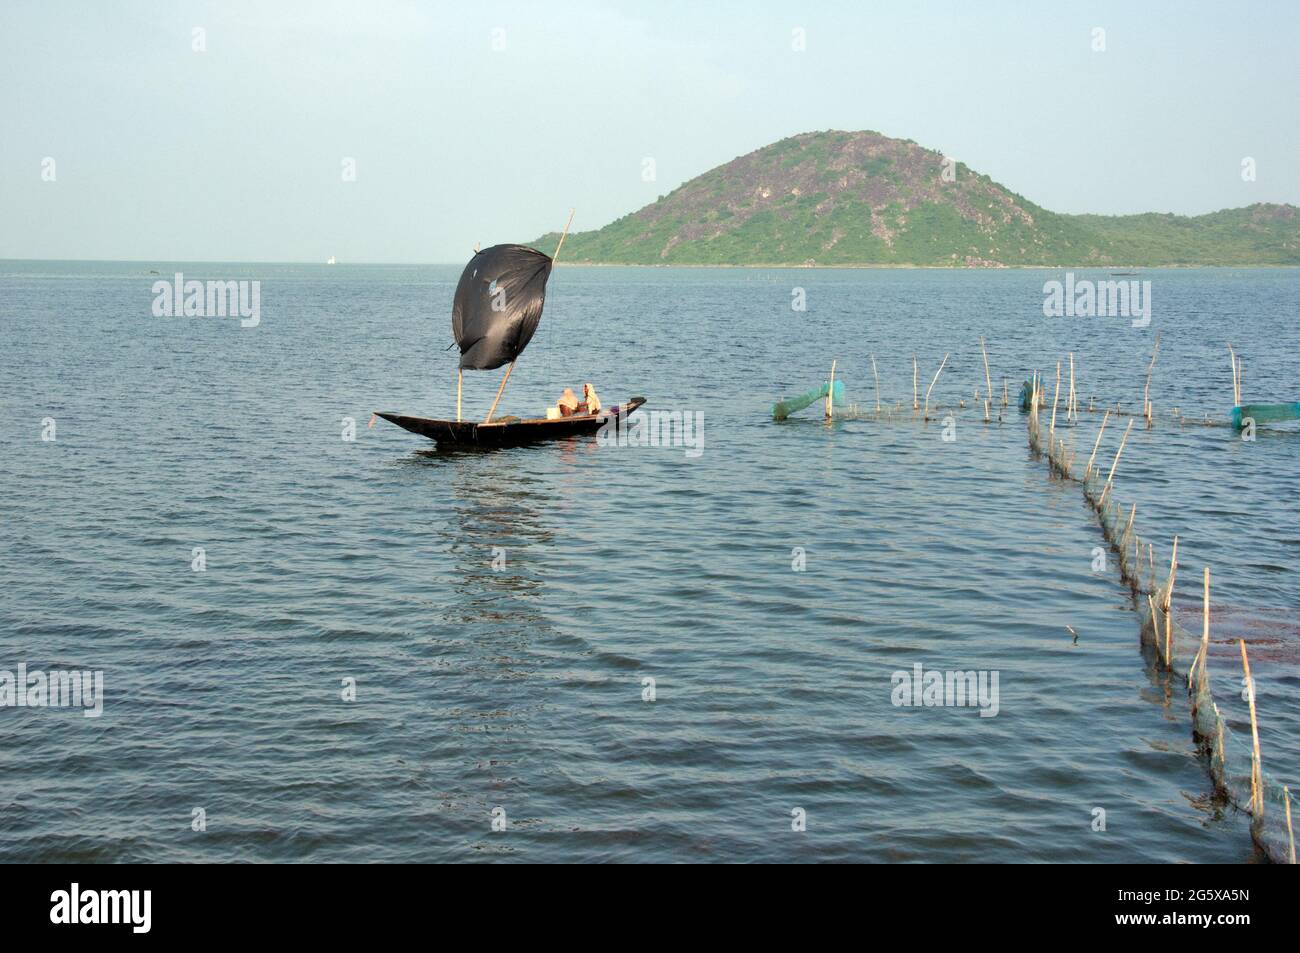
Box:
913, 356, 919, 411
1003, 378, 1009, 407
1068, 353, 1076, 421
1164, 596, 1173, 667
980, 338, 993, 412
1194, 566, 1210, 685
1143, 334, 1160, 421
923, 353, 948, 420
1164, 536, 1179, 609
1132, 527, 1141, 589
871, 354, 881, 414
1050, 360, 1061, 437
826, 359, 836, 420
1240, 638, 1264, 816
1285, 786, 1296, 865
1099, 418, 1135, 507
1147, 593, 1161, 661
1229, 343, 1240, 405
1085, 411, 1110, 479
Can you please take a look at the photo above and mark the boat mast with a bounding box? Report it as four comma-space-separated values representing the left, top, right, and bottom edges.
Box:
484, 209, 575, 424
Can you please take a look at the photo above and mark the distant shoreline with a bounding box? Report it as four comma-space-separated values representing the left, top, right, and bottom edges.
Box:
3, 258, 1298, 270
549, 261, 1300, 270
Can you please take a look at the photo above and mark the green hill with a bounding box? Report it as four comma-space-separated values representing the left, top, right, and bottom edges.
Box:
529, 130, 1299, 266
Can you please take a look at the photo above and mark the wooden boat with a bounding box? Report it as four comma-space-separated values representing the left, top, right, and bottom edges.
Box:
376, 397, 646, 447
376, 211, 646, 449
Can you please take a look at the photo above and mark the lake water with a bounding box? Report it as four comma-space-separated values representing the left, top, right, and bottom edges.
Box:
2, 261, 1297, 862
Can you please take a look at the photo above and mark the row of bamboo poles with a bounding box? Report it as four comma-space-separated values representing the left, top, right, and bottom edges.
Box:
833, 339, 1010, 423
1025, 363, 1295, 864
833, 339, 1244, 428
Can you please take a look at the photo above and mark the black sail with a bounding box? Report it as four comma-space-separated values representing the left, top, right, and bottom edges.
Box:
451, 244, 553, 370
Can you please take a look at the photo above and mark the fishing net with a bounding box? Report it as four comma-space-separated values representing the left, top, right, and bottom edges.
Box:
1232, 403, 1300, 429
772, 379, 844, 421
1026, 398, 1298, 864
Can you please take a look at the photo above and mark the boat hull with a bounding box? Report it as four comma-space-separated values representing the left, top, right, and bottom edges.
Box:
376, 397, 646, 447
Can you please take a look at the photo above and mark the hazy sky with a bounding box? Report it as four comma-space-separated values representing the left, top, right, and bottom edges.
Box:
3, 0, 1297, 262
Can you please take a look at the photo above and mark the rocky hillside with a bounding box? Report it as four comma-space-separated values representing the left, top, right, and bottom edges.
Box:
529, 130, 1299, 266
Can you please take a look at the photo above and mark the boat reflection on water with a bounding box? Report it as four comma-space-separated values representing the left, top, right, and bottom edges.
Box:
404, 446, 556, 637
395, 447, 563, 844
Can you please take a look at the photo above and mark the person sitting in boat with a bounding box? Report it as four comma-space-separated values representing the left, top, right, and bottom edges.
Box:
556, 387, 580, 417
582, 383, 602, 416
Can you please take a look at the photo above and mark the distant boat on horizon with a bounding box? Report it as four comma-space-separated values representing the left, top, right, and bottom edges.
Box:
326, 256, 337, 265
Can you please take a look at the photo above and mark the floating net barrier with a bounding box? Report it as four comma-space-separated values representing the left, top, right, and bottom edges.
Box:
1024, 372, 1298, 864
1069, 401, 1232, 429
1026, 339, 1299, 433
811, 343, 1018, 424
837, 400, 1009, 424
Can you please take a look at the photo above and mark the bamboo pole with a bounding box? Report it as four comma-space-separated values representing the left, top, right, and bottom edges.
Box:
1197, 566, 1211, 681
923, 353, 948, 420
1188, 626, 1202, 689
552, 208, 576, 263
1285, 786, 1296, 864
871, 354, 881, 414
980, 338, 992, 412
912, 357, 919, 411
1153, 562, 1171, 664
1085, 411, 1110, 479
484, 361, 515, 423
1050, 360, 1061, 436
1229, 344, 1240, 405
456, 369, 462, 421
1164, 536, 1179, 608
1164, 596, 1173, 667
1143, 334, 1160, 421
483, 210, 574, 424
1147, 593, 1161, 662
1068, 353, 1076, 421
1003, 378, 1009, 407
1100, 418, 1135, 505
826, 359, 837, 419
1240, 638, 1264, 816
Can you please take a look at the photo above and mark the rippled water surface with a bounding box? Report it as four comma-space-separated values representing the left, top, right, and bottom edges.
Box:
2, 262, 1297, 862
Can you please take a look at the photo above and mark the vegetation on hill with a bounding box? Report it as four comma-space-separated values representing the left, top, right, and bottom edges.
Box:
528, 130, 1299, 266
